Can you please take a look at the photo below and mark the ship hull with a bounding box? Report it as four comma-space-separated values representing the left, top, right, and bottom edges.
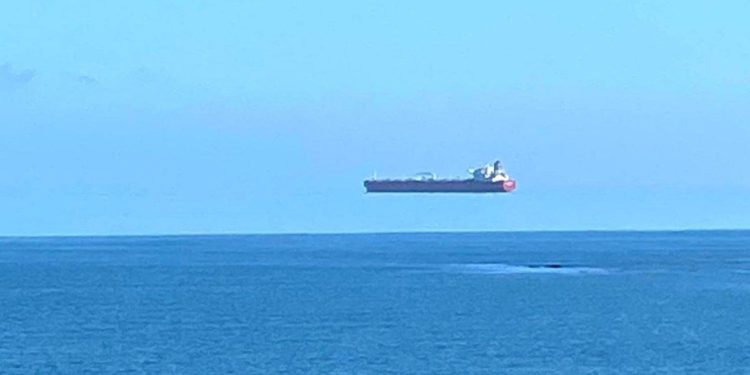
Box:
364, 179, 516, 193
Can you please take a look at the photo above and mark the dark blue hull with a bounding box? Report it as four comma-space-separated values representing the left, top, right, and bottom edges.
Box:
364, 179, 516, 193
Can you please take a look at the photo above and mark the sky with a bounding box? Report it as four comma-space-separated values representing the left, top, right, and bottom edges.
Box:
1, 1, 750, 235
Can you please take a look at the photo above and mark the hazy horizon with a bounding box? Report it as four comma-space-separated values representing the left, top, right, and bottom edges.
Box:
4, 228, 750, 240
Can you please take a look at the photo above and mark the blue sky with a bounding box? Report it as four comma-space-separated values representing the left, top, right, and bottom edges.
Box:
1, 1, 749, 235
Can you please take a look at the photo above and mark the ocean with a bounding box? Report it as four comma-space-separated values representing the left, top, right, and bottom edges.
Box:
1, 231, 749, 374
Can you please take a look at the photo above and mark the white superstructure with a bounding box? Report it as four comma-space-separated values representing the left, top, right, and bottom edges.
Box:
470, 161, 511, 182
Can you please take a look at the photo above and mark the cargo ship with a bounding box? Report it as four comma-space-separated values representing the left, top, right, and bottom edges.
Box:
364, 161, 516, 193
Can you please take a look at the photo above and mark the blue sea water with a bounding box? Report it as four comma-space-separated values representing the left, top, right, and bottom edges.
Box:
1, 231, 750, 374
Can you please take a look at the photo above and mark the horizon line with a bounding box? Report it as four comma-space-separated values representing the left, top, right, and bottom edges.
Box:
2, 227, 749, 239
